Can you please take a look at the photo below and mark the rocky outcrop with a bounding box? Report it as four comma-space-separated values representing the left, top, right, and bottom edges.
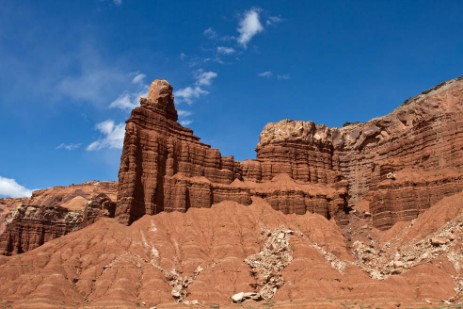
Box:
116, 80, 348, 225
335, 77, 463, 228
1, 76, 463, 307
117, 76, 463, 230
255, 77, 463, 229
1, 199, 462, 308
243, 227, 294, 300
248, 77, 463, 229
0, 197, 27, 236
0, 181, 117, 255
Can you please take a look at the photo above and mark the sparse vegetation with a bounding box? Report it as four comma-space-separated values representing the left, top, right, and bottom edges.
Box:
342, 121, 361, 127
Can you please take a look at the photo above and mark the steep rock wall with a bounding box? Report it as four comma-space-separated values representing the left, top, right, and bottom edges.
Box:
0, 181, 117, 255
116, 80, 347, 225
257, 77, 463, 229
117, 77, 463, 230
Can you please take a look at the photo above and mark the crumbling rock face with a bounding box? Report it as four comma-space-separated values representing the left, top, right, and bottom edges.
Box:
0, 197, 27, 236
116, 80, 347, 225
343, 192, 463, 304
336, 77, 463, 228
0, 181, 117, 255
117, 76, 463, 230
243, 227, 293, 300
1, 199, 462, 308
257, 77, 463, 229
1, 77, 463, 307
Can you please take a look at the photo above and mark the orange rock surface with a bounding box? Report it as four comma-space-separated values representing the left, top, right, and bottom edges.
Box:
0, 181, 117, 255
1, 76, 463, 307
0, 198, 462, 308
117, 77, 463, 230
116, 80, 348, 225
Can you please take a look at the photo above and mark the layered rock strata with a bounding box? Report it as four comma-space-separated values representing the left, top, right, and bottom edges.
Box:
117, 77, 463, 229
0, 199, 462, 307
0, 181, 117, 255
333, 78, 463, 228
116, 80, 348, 225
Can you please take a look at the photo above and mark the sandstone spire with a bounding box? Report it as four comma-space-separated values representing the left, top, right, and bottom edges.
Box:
143, 79, 178, 121
116, 76, 463, 230
116, 78, 347, 225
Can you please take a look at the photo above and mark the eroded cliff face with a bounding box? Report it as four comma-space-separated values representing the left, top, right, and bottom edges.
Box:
0, 181, 117, 255
1, 198, 462, 308
116, 80, 348, 225
258, 77, 463, 229
1, 77, 463, 308
117, 77, 463, 230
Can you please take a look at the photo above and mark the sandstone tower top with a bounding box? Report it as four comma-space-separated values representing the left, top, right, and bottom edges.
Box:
144, 79, 178, 121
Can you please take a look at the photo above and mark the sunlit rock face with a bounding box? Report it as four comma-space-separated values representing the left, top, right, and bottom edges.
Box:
1, 77, 463, 307
0, 181, 117, 255
116, 80, 348, 225
116, 76, 463, 230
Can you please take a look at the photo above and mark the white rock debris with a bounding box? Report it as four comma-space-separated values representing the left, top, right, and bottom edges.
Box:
232, 227, 293, 303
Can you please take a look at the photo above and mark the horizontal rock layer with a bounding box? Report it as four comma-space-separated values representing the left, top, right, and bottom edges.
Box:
117, 77, 463, 229
116, 80, 348, 225
246, 77, 463, 228
0, 199, 461, 307
0, 181, 117, 255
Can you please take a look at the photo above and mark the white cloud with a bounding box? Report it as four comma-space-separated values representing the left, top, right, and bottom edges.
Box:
89, 71, 147, 151
203, 56, 225, 65
277, 74, 290, 80
56, 46, 126, 106
258, 71, 273, 78
258, 71, 290, 80
55, 55, 126, 104
203, 28, 218, 39
109, 92, 138, 110
266, 16, 283, 25
131, 73, 146, 85
58, 68, 124, 104
237, 9, 264, 47
195, 71, 218, 86
175, 86, 208, 104
175, 70, 217, 104
180, 52, 187, 60
87, 120, 125, 151
109, 73, 148, 111
180, 119, 193, 126
113, 0, 122, 6
0, 176, 32, 198
178, 110, 193, 127
217, 46, 235, 55
56, 143, 81, 151
177, 110, 193, 117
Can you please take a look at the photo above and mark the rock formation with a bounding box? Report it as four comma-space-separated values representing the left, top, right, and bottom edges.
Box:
0, 198, 462, 308
0, 181, 117, 255
117, 76, 463, 230
116, 80, 348, 225
330, 77, 463, 229
1, 76, 463, 307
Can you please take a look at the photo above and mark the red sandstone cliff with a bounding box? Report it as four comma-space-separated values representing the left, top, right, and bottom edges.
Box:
116, 80, 348, 225
116, 77, 463, 230
0, 77, 463, 307
0, 197, 462, 307
0, 181, 117, 255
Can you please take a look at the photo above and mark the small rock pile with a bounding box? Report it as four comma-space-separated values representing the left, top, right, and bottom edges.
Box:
352, 212, 463, 289
312, 243, 346, 273
139, 226, 204, 304
166, 265, 203, 303
232, 227, 293, 303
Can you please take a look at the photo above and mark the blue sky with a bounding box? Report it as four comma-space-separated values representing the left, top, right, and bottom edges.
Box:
1, 0, 463, 197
